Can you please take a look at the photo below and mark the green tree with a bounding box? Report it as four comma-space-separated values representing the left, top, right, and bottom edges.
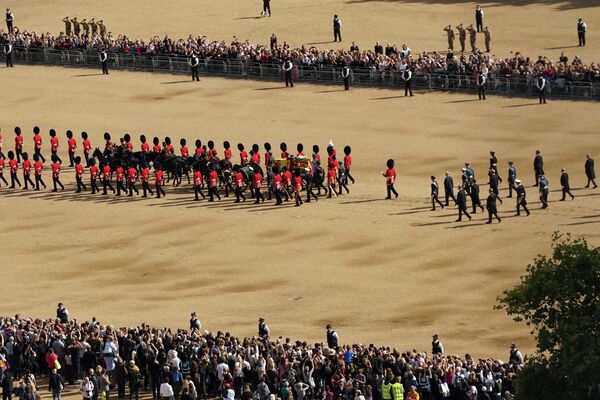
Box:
496, 233, 600, 400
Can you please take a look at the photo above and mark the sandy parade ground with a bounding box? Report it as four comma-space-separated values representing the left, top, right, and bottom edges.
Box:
1, 0, 600, 362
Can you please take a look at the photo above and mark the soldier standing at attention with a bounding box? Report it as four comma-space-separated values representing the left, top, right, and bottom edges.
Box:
456, 185, 471, 222
444, 171, 456, 206
63, 17, 72, 35
467, 24, 477, 52
486, 189, 501, 223
456, 24, 466, 52
475, 5, 484, 32
577, 17, 587, 46
514, 179, 530, 216
444, 25, 455, 51
536, 75, 547, 104
507, 161, 517, 197
333, 15, 342, 42
100, 49, 109, 75
71, 17, 80, 36
483, 26, 491, 52
402, 66, 413, 96
189, 52, 200, 81
341, 64, 350, 90
559, 168, 575, 201
5, 8, 14, 34
538, 175, 549, 209
585, 153, 597, 188
430, 176, 444, 211
283, 58, 294, 87
533, 150, 544, 187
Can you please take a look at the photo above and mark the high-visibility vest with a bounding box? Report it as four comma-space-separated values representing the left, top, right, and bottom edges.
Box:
381, 382, 393, 400
391, 383, 404, 400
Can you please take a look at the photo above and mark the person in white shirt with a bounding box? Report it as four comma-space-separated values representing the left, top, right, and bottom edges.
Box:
103, 336, 118, 373
160, 379, 175, 400
80, 377, 95, 400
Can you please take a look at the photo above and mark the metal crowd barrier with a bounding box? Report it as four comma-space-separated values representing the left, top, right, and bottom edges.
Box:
2, 47, 599, 100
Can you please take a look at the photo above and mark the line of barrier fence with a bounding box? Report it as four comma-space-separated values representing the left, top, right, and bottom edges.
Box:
3, 47, 599, 100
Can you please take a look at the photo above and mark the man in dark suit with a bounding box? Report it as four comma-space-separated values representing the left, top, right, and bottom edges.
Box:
507, 161, 517, 197
282, 59, 294, 87
333, 15, 342, 42
470, 179, 484, 214
374, 41, 383, 55
533, 150, 544, 187
456, 185, 471, 222
585, 153, 597, 188
262, 0, 271, 17
341, 65, 350, 90
515, 179, 530, 216
486, 188, 501, 223
560, 168, 575, 201
431, 176, 444, 211
402, 67, 413, 96
444, 171, 456, 206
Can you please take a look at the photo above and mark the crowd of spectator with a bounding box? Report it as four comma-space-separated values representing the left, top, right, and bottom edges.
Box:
0, 308, 524, 400
2, 25, 600, 84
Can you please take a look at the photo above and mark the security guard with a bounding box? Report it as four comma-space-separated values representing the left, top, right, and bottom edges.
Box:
536, 75, 547, 104
401, 66, 413, 96
486, 189, 501, 223
560, 168, 575, 201
341, 64, 350, 90
514, 179, 530, 216
381, 370, 394, 400
189, 52, 200, 81
4, 39, 13, 68
456, 23, 466, 52
391, 377, 404, 400
99, 49, 109, 74
444, 25, 455, 51
283, 59, 294, 87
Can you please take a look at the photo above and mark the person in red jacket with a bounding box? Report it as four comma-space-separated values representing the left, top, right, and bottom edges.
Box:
89, 158, 99, 194
22, 152, 35, 190
192, 165, 205, 201
123, 133, 134, 152
208, 166, 220, 202
327, 165, 337, 198
272, 166, 283, 205
14, 127, 24, 163
102, 163, 114, 195
163, 137, 174, 156
383, 159, 398, 199
75, 156, 86, 193
343, 145, 354, 184
152, 137, 161, 154
223, 141, 232, 163
115, 163, 125, 196
293, 169, 303, 206
280, 142, 289, 159
251, 144, 261, 165
104, 132, 113, 151
207, 140, 217, 159
82, 131, 92, 167
66, 130, 77, 167
282, 166, 293, 201
140, 135, 150, 154
0, 154, 8, 187
254, 170, 265, 203
8, 150, 21, 188
238, 143, 248, 166
194, 139, 204, 157
180, 138, 189, 159
51, 154, 64, 192
49, 129, 62, 164
127, 165, 139, 196
233, 165, 246, 203
33, 126, 46, 163
33, 153, 46, 190
154, 163, 165, 198
140, 163, 153, 198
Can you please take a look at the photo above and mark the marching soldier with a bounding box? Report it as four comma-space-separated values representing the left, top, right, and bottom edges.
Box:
456, 185, 471, 222
444, 25, 455, 51
486, 189, 501, 224
456, 23, 466, 52
90, 18, 98, 36
4, 39, 13, 68
341, 64, 350, 90
585, 153, 597, 188
514, 179, 530, 216
475, 5, 484, 32
539, 175, 549, 209
470, 179, 485, 213
401, 66, 413, 96
333, 15, 342, 42
489, 169, 503, 204
100, 49, 109, 75
430, 176, 444, 211
560, 168, 575, 201
483, 26, 491, 52
444, 171, 456, 206
489, 151, 499, 175
71, 17, 80, 36
5, 8, 14, 34
507, 161, 517, 197
477, 72, 486, 100
63, 17, 72, 36
536, 75, 547, 104
533, 150, 544, 187
189, 52, 200, 81
98, 20, 106, 37
283, 58, 294, 87
577, 17, 587, 46
467, 24, 477, 52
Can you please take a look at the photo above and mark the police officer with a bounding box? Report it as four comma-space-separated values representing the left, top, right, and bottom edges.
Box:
560, 168, 575, 201
467, 24, 477, 52
475, 5, 484, 32
514, 179, 530, 216
539, 175, 549, 209
258, 318, 270, 339
99, 49, 109, 75
585, 153, 597, 188
4, 39, 13, 68
341, 64, 350, 90
477, 72, 486, 100
401, 66, 413, 96
444, 171, 456, 206
326, 324, 339, 349
456, 23, 466, 52
5, 9, 14, 34
456, 185, 471, 222
577, 17, 587, 46
536, 75, 547, 104
470, 179, 484, 214
431, 176, 444, 211
486, 188, 501, 223
444, 25, 455, 51
483, 26, 491, 53
282, 58, 293, 87
507, 161, 517, 197
533, 150, 544, 187
189, 52, 200, 81
333, 15, 342, 42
